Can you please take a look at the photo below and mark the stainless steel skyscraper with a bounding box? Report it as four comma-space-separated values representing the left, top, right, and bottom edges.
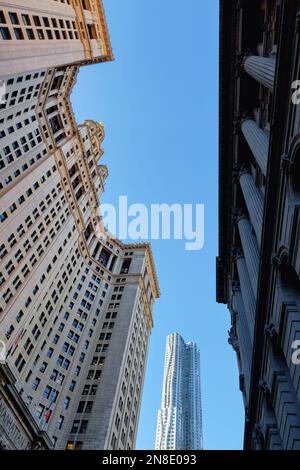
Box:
155, 333, 203, 450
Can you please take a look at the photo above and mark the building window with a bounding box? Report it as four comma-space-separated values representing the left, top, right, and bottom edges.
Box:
98, 248, 110, 267
40, 361, 48, 373
49, 115, 63, 134
0, 27, 11, 40
120, 259, 131, 274
65, 441, 74, 450
14, 28, 24, 40
43, 385, 52, 399
21, 14, 31, 25
26, 28, 35, 40
90, 385, 98, 396
25, 370, 32, 383
85, 401, 93, 413
95, 370, 102, 380
79, 420, 88, 434
71, 420, 80, 433
69, 380, 76, 392
32, 377, 41, 391
9, 12, 19, 24
53, 334, 60, 344
34, 404, 45, 419
63, 396, 70, 410
77, 401, 85, 413
56, 415, 64, 430
99, 357, 105, 365
47, 347, 54, 358
52, 436, 58, 449
79, 352, 85, 363
65, 441, 82, 450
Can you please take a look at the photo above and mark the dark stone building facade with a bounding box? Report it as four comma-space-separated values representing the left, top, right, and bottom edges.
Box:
0, 364, 51, 449
217, 0, 300, 449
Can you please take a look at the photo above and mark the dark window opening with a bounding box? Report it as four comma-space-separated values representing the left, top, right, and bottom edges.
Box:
120, 259, 131, 274
98, 248, 111, 267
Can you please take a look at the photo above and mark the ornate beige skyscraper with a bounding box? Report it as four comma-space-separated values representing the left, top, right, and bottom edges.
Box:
0, 1, 159, 450
0, 0, 113, 76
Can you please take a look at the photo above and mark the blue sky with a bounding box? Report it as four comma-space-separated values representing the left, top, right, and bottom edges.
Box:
72, 0, 244, 450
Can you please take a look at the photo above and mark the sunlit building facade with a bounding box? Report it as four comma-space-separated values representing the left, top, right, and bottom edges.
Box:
0, 1, 160, 450
0, 0, 113, 77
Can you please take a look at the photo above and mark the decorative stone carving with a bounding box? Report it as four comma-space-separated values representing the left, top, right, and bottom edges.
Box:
259, 380, 271, 403
231, 280, 241, 292
280, 154, 292, 172
31, 440, 44, 450
253, 424, 264, 449
264, 323, 279, 345
228, 326, 240, 352
232, 208, 246, 226
231, 245, 243, 262
271, 248, 288, 268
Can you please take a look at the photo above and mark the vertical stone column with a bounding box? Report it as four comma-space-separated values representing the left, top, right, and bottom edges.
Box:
241, 119, 269, 176
235, 251, 256, 339
237, 215, 260, 297
239, 171, 264, 244
243, 55, 276, 91
232, 283, 252, 397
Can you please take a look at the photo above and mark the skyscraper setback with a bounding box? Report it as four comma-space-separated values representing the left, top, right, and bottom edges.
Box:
155, 333, 203, 450
0, 1, 159, 450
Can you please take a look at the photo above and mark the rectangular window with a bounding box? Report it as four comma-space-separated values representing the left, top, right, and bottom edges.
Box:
69, 380, 76, 392
40, 362, 48, 373
120, 259, 131, 274
22, 14, 31, 25
26, 28, 35, 39
56, 415, 64, 430
90, 385, 98, 396
14, 28, 23, 39
32, 377, 41, 390
79, 420, 88, 434
0, 27, 11, 40
77, 401, 85, 413
98, 248, 110, 267
0, 11, 6, 23
63, 396, 70, 410
71, 420, 80, 433
43, 385, 52, 399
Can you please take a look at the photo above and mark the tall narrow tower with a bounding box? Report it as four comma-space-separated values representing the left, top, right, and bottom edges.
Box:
155, 333, 203, 450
